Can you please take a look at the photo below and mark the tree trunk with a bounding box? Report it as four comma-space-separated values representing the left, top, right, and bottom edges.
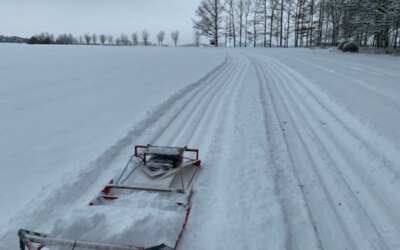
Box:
394, 23, 399, 49
324, 13, 329, 45
214, 0, 219, 47
239, 0, 243, 47
309, 0, 314, 46
280, 0, 284, 47
384, 28, 389, 48
254, 10, 257, 47
231, 1, 236, 47
299, 0, 305, 47
270, 9, 274, 47
245, 13, 248, 47
363, 32, 368, 46
286, 4, 291, 47
317, 0, 324, 46
331, 12, 336, 46
225, 16, 229, 47
294, 0, 300, 47
264, 0, 268, 47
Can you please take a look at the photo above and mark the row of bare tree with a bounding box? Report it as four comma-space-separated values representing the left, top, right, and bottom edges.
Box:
28, 30, 181, 46
193, 0, 400, 48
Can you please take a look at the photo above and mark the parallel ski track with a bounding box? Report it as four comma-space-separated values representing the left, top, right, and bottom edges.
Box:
266, 57, 400, 178
154, 55, 243, 146
255, 56, 359, 249
7, 51, 400, 250
3, 54, 252, 249
267, 57, 400, 249
0, 55, 238, 248
178, 54, 252, 250
287, 55, 400, 113
171, 55, 251, 249
268, 63, 383, 250
266, 55, 400, 217
253, 54, 400, 249
252, 57, 323, 250
148, 55, 238, 146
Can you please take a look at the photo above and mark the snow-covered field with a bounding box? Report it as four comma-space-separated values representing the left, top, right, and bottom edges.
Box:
1, 44, 400, 249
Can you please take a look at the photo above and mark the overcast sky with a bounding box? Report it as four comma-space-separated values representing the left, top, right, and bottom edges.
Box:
0, 0, 202, 44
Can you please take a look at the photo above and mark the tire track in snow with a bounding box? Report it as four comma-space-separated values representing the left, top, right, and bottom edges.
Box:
264, 57, 400, 249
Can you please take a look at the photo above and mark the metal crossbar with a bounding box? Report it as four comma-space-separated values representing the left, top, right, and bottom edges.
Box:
19, 229, 146, 250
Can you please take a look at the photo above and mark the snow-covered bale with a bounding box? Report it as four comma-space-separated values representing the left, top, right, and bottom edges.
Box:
342, 42, 359, 52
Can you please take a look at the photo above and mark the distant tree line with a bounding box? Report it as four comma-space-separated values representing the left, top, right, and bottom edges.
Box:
27, 30, 183, 46
0, 35, 28, 43
193, 0, 400, 49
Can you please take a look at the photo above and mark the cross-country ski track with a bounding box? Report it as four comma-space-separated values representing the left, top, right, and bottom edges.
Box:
2, 49, 400, 250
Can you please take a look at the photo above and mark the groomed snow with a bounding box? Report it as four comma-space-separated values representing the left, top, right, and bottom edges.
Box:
0, 44, 225, 227
2, 45, 400, 250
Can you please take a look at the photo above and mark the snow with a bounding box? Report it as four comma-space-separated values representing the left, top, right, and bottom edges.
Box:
2, 45, 400, 250
51, 192, 185, 248
0, 44, 225, 236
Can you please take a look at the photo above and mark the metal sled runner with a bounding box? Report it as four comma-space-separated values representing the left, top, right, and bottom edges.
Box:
19, 145, 201, 250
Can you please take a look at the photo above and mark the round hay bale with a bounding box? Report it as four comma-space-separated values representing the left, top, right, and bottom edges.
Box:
343, 42, 359, 52
337, 40, 348, 51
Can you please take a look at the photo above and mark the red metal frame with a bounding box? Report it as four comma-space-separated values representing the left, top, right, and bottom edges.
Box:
23, 145, 201, 250
174, 191, 193, 250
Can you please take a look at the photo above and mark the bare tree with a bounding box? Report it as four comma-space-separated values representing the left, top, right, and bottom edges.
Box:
251, 0, 262, 47
171, 31, 180, 46
262, 0, 268, 47
100, 34, 107, 45
191, 0, 400, 49
285, 0, 293, 48
315, 0, 324, 46
269, 0, 278, 47
28, 33, 55, 44
92, 34, 97, 45
193, 0, 224, 46
79, 36, 84, 45
227, 0, 237, 47
56, 33, 76, 44
84, 33, 91, 45
107, 35, 113, 45
236, 0, 245, 47
194, 30, 202, 46
244, 0, 252, 47
132, 33, 139, 46
157, 31, 165, 46
224, 15, 230, 46
279, 0, 284, 47
142, 30, 150, 46
120, 33, 130, 46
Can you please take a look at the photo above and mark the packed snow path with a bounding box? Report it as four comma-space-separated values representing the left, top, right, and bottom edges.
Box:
2, 48, 400, 250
